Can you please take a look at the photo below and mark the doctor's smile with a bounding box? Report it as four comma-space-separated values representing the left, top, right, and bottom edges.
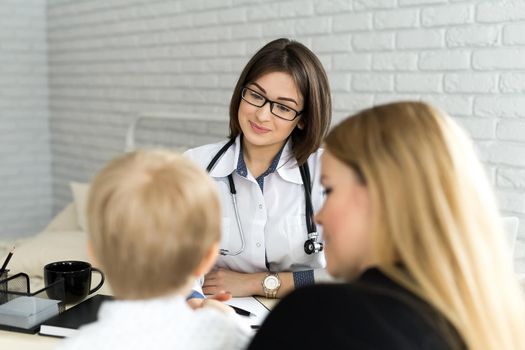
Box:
248, 121, 270, 134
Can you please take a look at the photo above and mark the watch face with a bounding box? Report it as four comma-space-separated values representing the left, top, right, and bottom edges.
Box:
264, 275, 279, 289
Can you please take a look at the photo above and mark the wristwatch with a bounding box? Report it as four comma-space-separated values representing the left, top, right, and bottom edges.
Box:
262, 273, 281, 299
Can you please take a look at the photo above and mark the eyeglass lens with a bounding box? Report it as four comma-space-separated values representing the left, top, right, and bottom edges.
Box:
241, 88, 298, 121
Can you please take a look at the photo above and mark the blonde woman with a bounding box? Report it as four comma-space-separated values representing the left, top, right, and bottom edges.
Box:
248, 101, 525, 349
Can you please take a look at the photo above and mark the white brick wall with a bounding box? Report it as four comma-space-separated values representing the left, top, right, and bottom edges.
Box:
0, 0, 52, 238
3, 1, 525, 264
44, 0, 525, 269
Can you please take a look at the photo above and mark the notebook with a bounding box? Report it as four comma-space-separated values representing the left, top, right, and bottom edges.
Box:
39, 294, 113, 338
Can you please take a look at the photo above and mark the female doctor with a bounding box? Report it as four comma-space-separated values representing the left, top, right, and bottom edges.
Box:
185, 38, 332, 299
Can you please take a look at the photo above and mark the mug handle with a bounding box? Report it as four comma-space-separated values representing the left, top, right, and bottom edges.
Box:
88, 267, 105, 295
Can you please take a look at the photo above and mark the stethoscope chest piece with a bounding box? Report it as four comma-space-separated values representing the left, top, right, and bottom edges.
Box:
304, 240, 323, 255
304, 232, 324, 255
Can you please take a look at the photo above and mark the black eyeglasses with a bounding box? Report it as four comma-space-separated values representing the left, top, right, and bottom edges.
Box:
241, 87, 302, 121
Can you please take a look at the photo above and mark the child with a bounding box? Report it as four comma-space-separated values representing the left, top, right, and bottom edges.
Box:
57, 150, 251, 350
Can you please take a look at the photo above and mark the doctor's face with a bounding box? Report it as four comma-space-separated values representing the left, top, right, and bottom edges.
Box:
315, 151, 373, 281
238, 71, 303, 153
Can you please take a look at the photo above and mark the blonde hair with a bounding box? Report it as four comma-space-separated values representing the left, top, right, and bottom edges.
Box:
324, 101, 525, 349
87, 150, 220, 300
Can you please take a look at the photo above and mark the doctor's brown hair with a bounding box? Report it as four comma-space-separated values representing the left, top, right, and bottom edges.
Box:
324, 101, 525, 350
229, 38, 331, 165
87, 150, 220, 300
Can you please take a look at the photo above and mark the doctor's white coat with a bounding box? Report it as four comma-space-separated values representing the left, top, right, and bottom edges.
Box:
184, 136, 329, 282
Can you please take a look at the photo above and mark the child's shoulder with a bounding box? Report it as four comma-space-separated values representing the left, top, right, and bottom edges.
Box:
193, 306, 247, 329
191, 307, 252, 349
58, 298, 251, 350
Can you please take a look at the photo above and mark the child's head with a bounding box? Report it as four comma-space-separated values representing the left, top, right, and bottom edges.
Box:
87, 150, 220, 299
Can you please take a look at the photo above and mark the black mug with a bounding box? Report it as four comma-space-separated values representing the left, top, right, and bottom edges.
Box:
44, 261, 105, 304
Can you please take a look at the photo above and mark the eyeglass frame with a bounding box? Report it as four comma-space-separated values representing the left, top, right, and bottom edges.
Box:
240, 86, 303, 121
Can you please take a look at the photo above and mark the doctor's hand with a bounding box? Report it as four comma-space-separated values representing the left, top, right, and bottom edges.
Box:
203, 268, 265, 297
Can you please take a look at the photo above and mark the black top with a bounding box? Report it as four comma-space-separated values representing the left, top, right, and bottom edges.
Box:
248, 268, 464, 350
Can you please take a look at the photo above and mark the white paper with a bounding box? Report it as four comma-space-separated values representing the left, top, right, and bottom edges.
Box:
225, 297, 270, 326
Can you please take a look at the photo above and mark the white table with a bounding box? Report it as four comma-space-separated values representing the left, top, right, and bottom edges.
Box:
0, 329, 61, 350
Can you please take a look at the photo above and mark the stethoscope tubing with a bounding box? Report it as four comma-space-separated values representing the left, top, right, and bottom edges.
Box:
219, 191, 246, 256
206, 137, 321, 256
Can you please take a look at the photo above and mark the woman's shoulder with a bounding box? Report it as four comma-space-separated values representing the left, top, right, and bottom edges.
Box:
282, 269, 433, 317
264, 269, 459, 349
249, 283, 385, 349
183, 139, 231, 167
278, 279, 379, 311
184, 139, 230, 158
262, 282, 376, 325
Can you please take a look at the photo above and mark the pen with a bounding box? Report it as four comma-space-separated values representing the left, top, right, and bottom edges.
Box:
230, 305, 256, 317
0, 247, 14, 277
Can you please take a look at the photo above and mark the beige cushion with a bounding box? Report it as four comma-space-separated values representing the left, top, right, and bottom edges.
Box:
70, 182, 90, 232
44, 202, 79, 232
8, 230, 90, 278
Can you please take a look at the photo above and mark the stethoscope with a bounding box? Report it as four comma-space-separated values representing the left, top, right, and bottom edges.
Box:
206, 137, 323, 256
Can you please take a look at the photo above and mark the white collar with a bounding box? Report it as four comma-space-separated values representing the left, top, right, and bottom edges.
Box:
208, 135, 303, 185
276, 141, 302, 185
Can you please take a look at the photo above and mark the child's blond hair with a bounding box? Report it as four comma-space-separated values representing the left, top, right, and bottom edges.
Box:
87, 150, 220, 299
